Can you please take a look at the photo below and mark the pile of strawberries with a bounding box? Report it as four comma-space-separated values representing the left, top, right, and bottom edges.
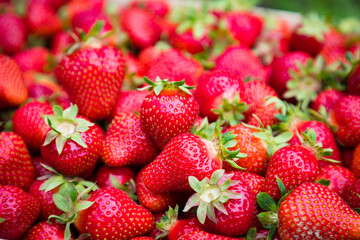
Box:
1, 0, 360, 239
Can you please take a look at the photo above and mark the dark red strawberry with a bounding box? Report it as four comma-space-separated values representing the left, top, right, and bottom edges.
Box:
0, 12, 27, 54
350, 143, 360, 178
32, 156, 52, 177
13, 47, 52, 72
12, 101, 53, 151
343, 178, 360, 208
110, 90, 149, 120
0, 132, 35, 190
140, 77, 199, 149
95, 165, 136, 188
21, 221, 69, 240
41, 104, 104, 177
0, 185, 40, 240
179, 231, 243, 240
348, 63, 360, 96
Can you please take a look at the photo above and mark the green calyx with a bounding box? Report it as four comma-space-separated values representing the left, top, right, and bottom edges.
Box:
0, 218, 5, 223
209, 0, 259, 11
191, 117, 216, 141
110, 175, 137, 201
42, 104, 94, 155
156, 205, 179, 239
183, 169, 243, 224
297, 13, 329, 41
138, 76, 195, 95
212, 93, 250, 127
213, 122, 247, 170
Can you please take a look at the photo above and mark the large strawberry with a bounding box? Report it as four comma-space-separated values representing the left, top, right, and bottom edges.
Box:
0, 185, 40, 240
55, 21, 126, 120
41, 104, 104, 177
140, 77, 199, 149
0, 12, 27, 54
0, 132, 35, 190
21, 221, 69, 240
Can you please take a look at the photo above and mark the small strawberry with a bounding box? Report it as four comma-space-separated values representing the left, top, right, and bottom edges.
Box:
343, 179, 360, 209
21, 221, 69, 240
13, 47, 52, 72
0, 12, 27, 54
110, 90, 149, 120
0, 185, 40, 240
350, 143, 360, 177
41, 104, 104, 177
0, 132, 35, 190
140, 77, 199, 149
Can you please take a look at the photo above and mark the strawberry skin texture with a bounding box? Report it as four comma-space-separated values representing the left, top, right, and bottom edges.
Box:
229, 171, 265, 196
55, 45, 125, 120
143, 133, 222, 194
41, 121, 104, 176
263, 145, 319, 201
0, 132, 35, 190
140, 88, 199, 149
110, 90, 149, 120
343, 179, 360, 208
95, 165, 136, 188
311, 89, 344, 112
0, 54, 28, 109
21, 221, 67, 240
278, 182, 360, 240
350, 143, 360, 177
180, 230, 245, 239
0, 13, 27, 54
348, 64, 360, 96
168, 218, 204, 240
169, 30, 212, 54
13, 47, 51, 72
0, 185, 40, 240
12, 101, 53, 151
75, 186, 155, 240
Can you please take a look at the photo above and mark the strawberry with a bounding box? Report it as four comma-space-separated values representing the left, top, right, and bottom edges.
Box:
71, 9, 112, 34
12, 101, 53, 151
130, 0, 170, 18
51, 30, 75, 59
0, 12, 27, 54
137, 43, 171, 77
0, 54, 28, 109
21, 221, 69, 240
74, 187, 155, 239
0, 132, 35, 190
169, 29, 212, 54
214, 45, 267, 82
131, 237, 155, 240
140, 77, 199, 149
311, 88, 345, 112
13, 47, 52, 72
228, 171, 265, 196
110, 90, 149, 120
0, 185, 40, 240
120, 7, 161, 48
95, 165, 136, 189
347, 63, 360, 96
350, 143, 360, 177
179, 231, 244, 240
102, 112, 159, 167
55, 22, 126, 120
41, 104, 104, 177
343, 178, 360, 208
32, 156, 53, 177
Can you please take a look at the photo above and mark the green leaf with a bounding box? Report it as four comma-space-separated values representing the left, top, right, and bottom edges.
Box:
154, 84, 164, 96
189, 176, 203, 193
256, 192, 278, 212
354, 208, 360, 214
316, 179, 331, 187
43, 130, 58, 146
55, 135, 67, 155
40, 163, 59, 174
276, 176, 287, 197
225, 159, 245, 170
75, 200, 94, 211
197, 201, 208, 224
209, 169, 225, 185
65, 104, 78, 120
267, 225, 277, 240
64, 222, 72, 240
246, 227, 257, 240
110, 174, 123, 189
42, 176, 65, 192
53, 193, 71, 212
193, 21, 205, 39
53, 105, 63, 117
88, 20, 105, 38
70, 132, 87, 148
0, 218, 5, 223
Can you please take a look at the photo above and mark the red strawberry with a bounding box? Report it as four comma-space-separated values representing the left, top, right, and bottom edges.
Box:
55, 22, 125, 120
350, 143, 360, 177
102, 112, 159, 167
0, 54, 28, 109
130, 0, 170, 18
131, 237, 154, 240
0, 12, 27, 54
120, 7, 161, 48
71, 9, 112, 34
32, 156, 53, 177
343, 178, 360, 208
95, 165, 136, 189
169, 29, 212, 54
0, 185, 40, 240
137, 44, 171, 77
51, 30, 75, 59
347, 63, 360, 96
179, 231, 244, 240
311, 88, 345, 112
214, 45, 267, 82
41, 104, 104, 177
21, 221, 69, 240
0, 132, 35, 190
12, 101, 53, 151
110, 90, 149, 120
140, 77, 199, 149
13, 47, 52, 72
74, 187, 155, 239
228, 171, 265, 196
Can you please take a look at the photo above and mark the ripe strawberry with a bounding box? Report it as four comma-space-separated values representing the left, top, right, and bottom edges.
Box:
0, 12, 27, 54
21, 221, 68, 240
343, 179, 360, 208
120, 7, 161, 48
51, 30, 75, 59
140, 77, 199, 149
32, 156, 53, 177
228, 171, 265, 196
214, 45, 267, 82
95, 165, 136, 189
110, 90, 149, 120
130, 0, 170, 18
12, 101, 53, 151
0, 185, 40, 240
0, 54, 28, 109
179, 231, 243, 240
131, 237, 154, 240
0, 132, 35, 190
41, 104, 104, 177
311, 88, 345, 112
74, 187, 155, 239
102, 112, 159, 167
55, 23, 125, 120
137, 43, 171, 77
347, 63, 360, 96
71, 9, 112, 34
350, 143, 360, 177
169, 29, 212, 54
13, 47, 52, 72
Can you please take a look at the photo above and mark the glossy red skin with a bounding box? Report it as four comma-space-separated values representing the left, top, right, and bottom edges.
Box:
168, 218, 203, 240
263, 145, 319, 201
0, 55, 28, 108
147, 212, 165, 239
102, 112, 159, 167
28, 179, 63, 220
13, 47, 50, 72
179, 231, 244, 240
289, 120, 341, 168
320, 46, 347, 65
226, 11, 263, 47
169, 30, 212, 54
41, 121, 104, 177
71, 9, 112, 34
95, 165, 136, 188
0, 185, 40, 240
331, 95, 360, 147
194, 70, 244, 122
136, 167, 180, 213
0, 132, 35, 190
27, 84, 54, 99
242, 81, 279, 127
323, 27, 346, 49
55, 45, 125, 120
121, 7, 161, 48
21, 221, 67, 240
278, 182, 360, 240
269, 51, 311, 98
75, 187, 155, 240
12, 101, 53, 151
51, 30, 75, 58
137, 46, 168, 76
229, 171, 265, 196
146, 49, 203, 86
311, 88, 345, 112
290, 26, 324, 56
143, 133, 222, 194
202, 179, 257, 236
131, 237, 154, 240
347, 64, 360, 96
110, 90, 149, 120
140, 89, 199, 149
131, 0, 169, 18
0, 13, 27, 54
214, 45, 267, 82
315, 165, 356, 198
350, 143, 360, 177
343, 179, 360, 208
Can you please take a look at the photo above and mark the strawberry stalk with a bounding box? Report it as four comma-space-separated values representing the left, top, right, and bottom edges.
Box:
156, 205, 179, 239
